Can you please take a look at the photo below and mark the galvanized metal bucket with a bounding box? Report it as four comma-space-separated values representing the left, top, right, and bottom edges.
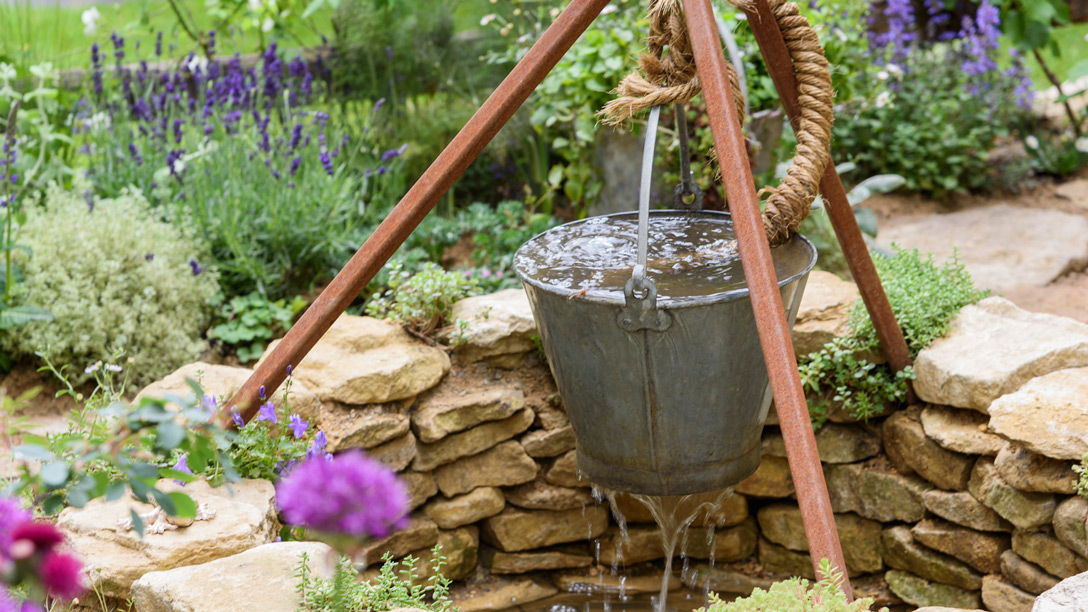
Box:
514, 209, 816, 495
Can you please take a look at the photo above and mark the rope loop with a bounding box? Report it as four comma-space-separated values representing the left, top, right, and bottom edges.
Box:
599, 0, 834, 247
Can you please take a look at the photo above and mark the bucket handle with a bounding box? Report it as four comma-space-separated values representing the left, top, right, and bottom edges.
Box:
621, 104, 674, 333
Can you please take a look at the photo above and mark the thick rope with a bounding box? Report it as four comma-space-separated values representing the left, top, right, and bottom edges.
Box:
600, 0, 834, 246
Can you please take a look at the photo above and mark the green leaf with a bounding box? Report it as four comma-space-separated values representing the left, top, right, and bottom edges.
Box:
155, 421, 185, 451
167, 492, 198, 518
150, 488, 177, 515
105, 480, 127, 502
40, 461, 70, 488
0, 305, 53, 330
301, 0, 325, 19
547, 165, 564, 187
13, 444, 54, 461
42, 494, 65, 515
130, 509, 144, 538
160, 468, 197, 483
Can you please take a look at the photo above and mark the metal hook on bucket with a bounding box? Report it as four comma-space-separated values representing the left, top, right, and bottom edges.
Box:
619, 105, 672, 333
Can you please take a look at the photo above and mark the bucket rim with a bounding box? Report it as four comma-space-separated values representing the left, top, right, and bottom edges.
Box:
513, 209, 817, 308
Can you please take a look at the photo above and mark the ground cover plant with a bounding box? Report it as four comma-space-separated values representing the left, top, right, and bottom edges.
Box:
800, 248, 990, 425
699, 559, 885, 612
0, 183, 218, 387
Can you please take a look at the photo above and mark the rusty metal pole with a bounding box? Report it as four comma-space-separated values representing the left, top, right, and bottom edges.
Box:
226, 0, 612, 423
743, 0, 914, 379
682, 0, 852, 595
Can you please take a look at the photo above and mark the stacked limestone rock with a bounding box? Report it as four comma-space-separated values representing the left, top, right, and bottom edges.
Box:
60, 275, 1088, 612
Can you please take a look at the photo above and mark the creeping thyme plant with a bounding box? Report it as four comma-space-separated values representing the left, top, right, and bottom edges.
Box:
700, 559, 886, 612
365, 263, 476, 339
296, 549, 454, 612
800, 248, 989, 425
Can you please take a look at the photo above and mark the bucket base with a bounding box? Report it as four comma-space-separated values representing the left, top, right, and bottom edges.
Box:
575, 443, 762, 496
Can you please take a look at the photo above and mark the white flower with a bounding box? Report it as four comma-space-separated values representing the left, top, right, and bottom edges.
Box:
1025, 135, 1040, 150
84, 363, 99, 374
105, 364, 123, 372
248, 0, 262, 11
876, 70, 889, 81
875, 91, 891, 108
186, 54, 208, 74
171, 157, 186, 175
835, 29, 847, 42
261, 17, 274, 33
1076, 137, 1088, 154
84, 111, 111, 133
81, 6, 100, 36
479, 13, 497, 26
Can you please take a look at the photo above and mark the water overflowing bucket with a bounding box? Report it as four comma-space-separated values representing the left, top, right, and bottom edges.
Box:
514, 210, 815, 495
513, 105, 816, 496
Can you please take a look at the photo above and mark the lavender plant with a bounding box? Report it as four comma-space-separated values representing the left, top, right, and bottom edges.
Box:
833, 0, 1035, 196
77, 35, 407, 298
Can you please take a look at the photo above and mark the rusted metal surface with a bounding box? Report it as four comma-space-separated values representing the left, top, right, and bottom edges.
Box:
744, 0, 914, 384
225, 0, 612, 424
682, 0, 852, 596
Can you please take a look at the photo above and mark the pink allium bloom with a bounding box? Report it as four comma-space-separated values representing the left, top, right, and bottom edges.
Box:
276, 450, 409, 538
9, 522, 64, 556
39, 553, 84, 600
0, 497, 31, 558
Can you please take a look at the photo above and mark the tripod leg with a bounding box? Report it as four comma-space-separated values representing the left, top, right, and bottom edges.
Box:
682, 0, 852, 597
745, 0, 914, 382
226, 0, 612, 423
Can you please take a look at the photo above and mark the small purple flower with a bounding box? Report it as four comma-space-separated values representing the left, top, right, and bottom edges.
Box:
172, 454, 193, 485
377, 165, 387, 175
200, 394, 218, 416
145, 253, 155, 261
286, 365, 293, 376
288, 414, 309, 439
289, 157, 301, 176
257, 400, 278, 424
231, 410, 245, 427
275, 450, 409, 538
259, 385, 266, 400
189, 259, 203, 275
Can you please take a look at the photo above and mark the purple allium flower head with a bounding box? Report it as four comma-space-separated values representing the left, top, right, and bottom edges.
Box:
40, 552, 84, 600
189, 259, 202, 275
172, 454, 193, 485
276, 450, 409, 538
0, 497, 31, 559
288, 414, 309, 439
257, 400, 277, 424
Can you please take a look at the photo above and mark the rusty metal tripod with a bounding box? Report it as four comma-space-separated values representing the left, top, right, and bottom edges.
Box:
227, 0, 914, 598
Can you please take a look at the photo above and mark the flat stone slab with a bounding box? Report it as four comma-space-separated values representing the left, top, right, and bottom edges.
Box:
1032, 570, 1088, 612
920, 405, 1005, 456
411, 382, 525, 443
135, 361, 319, 420
449, 289, 537, 366
884, 569, 982, 609
58, 479, 278, 599
879, 204, 1088, 292
914, 297, 1088, 412
791, 270, 858, 356
988, 367, 1088, 461
131, 541, 335, 612
264, 315, 450, 405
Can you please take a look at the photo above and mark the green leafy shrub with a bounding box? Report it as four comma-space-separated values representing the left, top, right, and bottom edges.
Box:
366, 262, 475, 337
296, 548, 454, 612
800, 248, 989, 423
1074, 454, 1088, 500
209, 292, 307, 363
223, 376, 318, 484
699, 559, 885, 612
0, 183, 218, 387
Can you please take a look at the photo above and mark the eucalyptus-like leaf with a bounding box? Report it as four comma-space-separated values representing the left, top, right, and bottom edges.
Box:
12, 443, 55, 461
40, 460, 70, 488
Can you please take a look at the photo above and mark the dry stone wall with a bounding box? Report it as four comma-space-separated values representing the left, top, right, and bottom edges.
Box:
119, 282, 1088, 612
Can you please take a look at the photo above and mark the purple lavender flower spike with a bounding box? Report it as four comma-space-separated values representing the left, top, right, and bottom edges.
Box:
189, 259, 202, 275
276, 450, 409, 538
155, 32, 163, 57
